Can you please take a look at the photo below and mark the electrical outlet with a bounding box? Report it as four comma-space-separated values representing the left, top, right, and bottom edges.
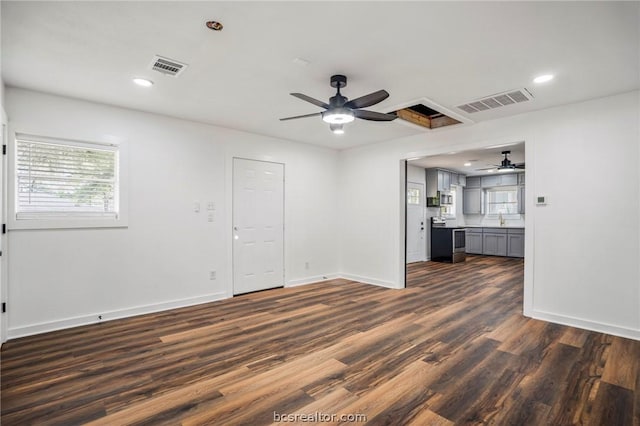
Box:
208, 212, 215, 222
194, 202, 201, 213
210, 271, 216, 280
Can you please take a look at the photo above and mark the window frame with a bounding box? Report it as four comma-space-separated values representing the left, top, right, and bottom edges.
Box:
9, 133, 128, 230
485, 186, 520, 218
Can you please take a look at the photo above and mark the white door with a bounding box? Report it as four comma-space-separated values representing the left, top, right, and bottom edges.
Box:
406, 182, 426, 263
233, 158, 284, 295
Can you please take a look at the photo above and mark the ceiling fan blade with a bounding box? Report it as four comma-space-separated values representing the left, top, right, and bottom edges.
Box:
514, 163, 526, 169
290, 93, 329, 109
476, 165, 499, 171
344, 90, 390, 109
353, 109, 397, 121
279, 112, 322, 121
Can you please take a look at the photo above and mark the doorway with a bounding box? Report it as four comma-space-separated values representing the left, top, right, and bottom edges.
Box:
232, 158, 284, 295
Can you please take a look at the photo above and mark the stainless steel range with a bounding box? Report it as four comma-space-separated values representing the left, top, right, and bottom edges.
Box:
431, 217, 466, 263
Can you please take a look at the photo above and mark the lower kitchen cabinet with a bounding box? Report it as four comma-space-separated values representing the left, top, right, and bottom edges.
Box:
507, 233, 525, 257
465, 227, 524, 257
465, 230, 483, 254
482, 231, 508, 256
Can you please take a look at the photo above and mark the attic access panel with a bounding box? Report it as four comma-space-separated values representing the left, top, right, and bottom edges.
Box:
390, 103, 462, 129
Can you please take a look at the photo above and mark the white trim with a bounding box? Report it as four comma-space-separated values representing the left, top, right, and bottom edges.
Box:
286, 273, 340, 287
7, 291, 228, 339
340, 273, 400, 289
532, 309, 640, 342
8, 130, 130, 230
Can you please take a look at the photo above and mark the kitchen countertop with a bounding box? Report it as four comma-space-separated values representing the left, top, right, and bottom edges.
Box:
463, 225, 524, 229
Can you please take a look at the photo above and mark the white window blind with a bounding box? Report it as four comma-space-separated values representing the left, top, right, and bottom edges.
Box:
486, 187, 518, 215
16, 136, 119, 219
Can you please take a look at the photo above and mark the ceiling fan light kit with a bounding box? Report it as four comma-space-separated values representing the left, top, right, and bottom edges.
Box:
280, 74, 397, 134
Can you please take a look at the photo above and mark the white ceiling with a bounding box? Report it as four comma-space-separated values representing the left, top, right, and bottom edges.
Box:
409, 142, 525, 175
2, 2, 638, 150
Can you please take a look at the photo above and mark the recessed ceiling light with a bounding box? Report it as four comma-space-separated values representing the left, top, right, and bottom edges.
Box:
133, 78, 153, 87
533, 74, 554, 84
206, 21, 223, 31
464, 162, 472, 167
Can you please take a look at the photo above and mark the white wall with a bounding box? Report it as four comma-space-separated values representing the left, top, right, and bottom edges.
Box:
339, 90, 640, 340
5, 88, 339, 337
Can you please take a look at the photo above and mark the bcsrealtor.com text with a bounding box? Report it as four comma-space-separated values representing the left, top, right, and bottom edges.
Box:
274, 411, 367, 423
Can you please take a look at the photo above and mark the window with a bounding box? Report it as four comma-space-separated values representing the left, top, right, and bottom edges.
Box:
441, 187, 456, 218
486, 187, 518, 215
15, 134, 121, 223
407, 188, 420, 205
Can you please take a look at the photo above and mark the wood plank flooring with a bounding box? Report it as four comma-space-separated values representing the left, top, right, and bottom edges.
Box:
2, 255, 639, 425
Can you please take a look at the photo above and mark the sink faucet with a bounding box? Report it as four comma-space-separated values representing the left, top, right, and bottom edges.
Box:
499, 212, 505, 226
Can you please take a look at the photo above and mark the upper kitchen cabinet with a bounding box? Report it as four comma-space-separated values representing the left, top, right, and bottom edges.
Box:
466, 176, 481, 188
480, 173, 518, 188
439, 170, 451, 192
463, 188, 483, 214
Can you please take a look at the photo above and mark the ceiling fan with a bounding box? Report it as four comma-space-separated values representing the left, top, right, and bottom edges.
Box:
280, 74, 397, 134
477, 151, 525, 171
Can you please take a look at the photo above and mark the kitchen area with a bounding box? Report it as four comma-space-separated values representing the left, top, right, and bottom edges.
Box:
406, 143, 526, 264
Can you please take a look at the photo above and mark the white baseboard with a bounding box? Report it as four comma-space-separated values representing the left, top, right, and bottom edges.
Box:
532, 309, 640, 341
339, 273, 400, 289
8, 291, 229, 340
286, 273, 340, 288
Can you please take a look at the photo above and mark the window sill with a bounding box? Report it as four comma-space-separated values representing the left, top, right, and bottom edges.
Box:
8, 216, 128, 230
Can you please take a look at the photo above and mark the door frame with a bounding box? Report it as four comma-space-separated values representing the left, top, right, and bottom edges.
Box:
229, 157, 285, 296
401, 137, 531, 315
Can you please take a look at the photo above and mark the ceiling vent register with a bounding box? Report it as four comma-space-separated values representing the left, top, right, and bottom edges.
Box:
149, 55, 188, 77
457, 88, 533, 114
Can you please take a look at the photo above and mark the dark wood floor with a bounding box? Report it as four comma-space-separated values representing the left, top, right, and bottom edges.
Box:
2, 255, 639, 425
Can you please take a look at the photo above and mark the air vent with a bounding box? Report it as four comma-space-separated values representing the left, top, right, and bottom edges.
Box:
149, 55, 188, 77
391, 103, 461, 129
457, 88, 533, 114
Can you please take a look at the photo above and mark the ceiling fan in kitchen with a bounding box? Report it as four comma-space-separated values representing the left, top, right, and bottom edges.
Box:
477, 150, 525, 171
280, 74, 397, 134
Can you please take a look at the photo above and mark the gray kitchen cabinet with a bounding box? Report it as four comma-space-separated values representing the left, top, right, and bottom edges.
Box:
507, 230, 525, 257
466, 176, 481, 188
482, 173, 518, 188
500, 173, 518, 186
426, 168, 438, 198
483, 231, 508, 256
440, 170, 451, 191
465, 229, 483, 254
518, 172, 525, 186
463, 188, 483, 214
481, 175, 499, 188
457, 174, 466, 187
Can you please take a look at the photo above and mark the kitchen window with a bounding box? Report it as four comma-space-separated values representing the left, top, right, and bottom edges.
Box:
486, 187, 518, 215
441, 188, 456, 218
11, 133, 128, 229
